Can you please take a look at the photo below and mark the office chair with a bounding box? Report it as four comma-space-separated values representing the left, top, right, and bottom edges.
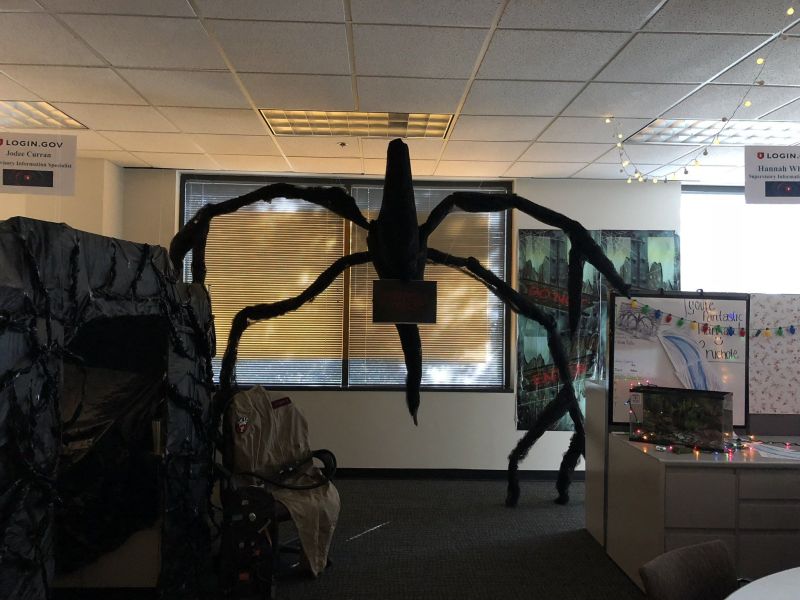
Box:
638, 540, 739, 600
218, 387, 339, 600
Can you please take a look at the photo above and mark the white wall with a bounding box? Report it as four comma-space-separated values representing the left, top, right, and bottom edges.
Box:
0, 158, 124, 237
121, 169, 178, 247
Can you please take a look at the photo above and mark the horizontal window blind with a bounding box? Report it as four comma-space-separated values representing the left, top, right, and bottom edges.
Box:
183, 179, 344, 384
182, 177, 508, 389
347, 185, 506, 388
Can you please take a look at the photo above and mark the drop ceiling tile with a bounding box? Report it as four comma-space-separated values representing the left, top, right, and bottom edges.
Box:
564, 83, 696, 118
645, 0, 791, 33
435, 161, 511, 177
538, 117, 651, 143
210, 155, 291, 172
572, 163, 661, 179
519, 142, 613, 162
463, 80, 583, 116
479, 30, 629, 81
358, 77, 465, 113
353, 25, 486, 79
500, 0, 661, 30
132, 152, 219, 170
759, 97, 800, 120
277, 137, 361, 158
54, 103, 178, 132
209, 20, 349, 74
69, 129, 122, 150
663, 84, 800, 119
648, 163, 744, 184
364, 158, 436, 176
0, 14, 102, 66
352, 0, 501, 26
504, 162, 584, 178
100, 131, 203, 153
191, 134, 279, 156
62, 15, 226, 69
0, 72, 40, 100
77, 149, 149, 166
441, 140, 528, 161
289, 156, 363, 174
361, 138, 443, 160
449, 115, 551, 141
240, 74, 354, 111
158, 107, 265, 135
194, 0, 344, 21
597, 144, 698, 164
38, 0, 195, 16
1, 66, 145, 104
717, 37, 800, 86
679, 145, 744, 166
120, 70, 249, 108
597, 33, 769, 84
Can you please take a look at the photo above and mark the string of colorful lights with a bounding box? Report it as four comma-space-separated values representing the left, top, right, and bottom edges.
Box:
606, 4, 799, 184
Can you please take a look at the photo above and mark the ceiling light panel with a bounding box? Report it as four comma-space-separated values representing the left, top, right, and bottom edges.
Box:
0, 101, 84, 129
629, 119, 800, 146
260, 109, 452, 138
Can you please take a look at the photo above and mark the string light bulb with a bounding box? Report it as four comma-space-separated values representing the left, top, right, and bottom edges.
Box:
638, 175, 644, 182
692, 159, 700, 166
713, 137, 721, 145
788, 6, 795, 15
756, 57, 765, 65
617, 133, 623, 139
622, 159, 630, 167
605, 117, 612, 123
703, 148, 709, 156
626, 177, 632, 183
616, 142, 623, 148
744, 100, 752, 107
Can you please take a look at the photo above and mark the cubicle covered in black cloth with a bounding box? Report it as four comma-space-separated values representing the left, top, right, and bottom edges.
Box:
0, 217, 215, 600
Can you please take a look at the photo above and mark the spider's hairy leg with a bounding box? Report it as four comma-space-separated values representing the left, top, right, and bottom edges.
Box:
213, 251, 371, 423
427, 247, 583, 506
396, 323, 422, 425
169, 182, 369, 283
420, 191, 630, 334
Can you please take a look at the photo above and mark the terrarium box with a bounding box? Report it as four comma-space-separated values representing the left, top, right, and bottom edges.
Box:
628, 385, 733, 451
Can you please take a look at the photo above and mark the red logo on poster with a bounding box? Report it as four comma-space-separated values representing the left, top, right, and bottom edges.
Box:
0, 139, 4, 146
757, 152, 764, 159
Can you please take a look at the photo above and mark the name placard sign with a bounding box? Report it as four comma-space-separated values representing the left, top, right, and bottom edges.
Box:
0, 132, 77, 196
745, 146, 800, 204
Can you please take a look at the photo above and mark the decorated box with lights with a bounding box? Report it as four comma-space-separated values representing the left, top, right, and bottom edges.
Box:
629, 385, 733, 451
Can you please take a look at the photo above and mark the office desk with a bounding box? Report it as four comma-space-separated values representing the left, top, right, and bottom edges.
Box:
726, 567, 800, 599
606, 433, 800, 589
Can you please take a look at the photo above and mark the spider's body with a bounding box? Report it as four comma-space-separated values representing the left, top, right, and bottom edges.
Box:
170, 138, 630, 505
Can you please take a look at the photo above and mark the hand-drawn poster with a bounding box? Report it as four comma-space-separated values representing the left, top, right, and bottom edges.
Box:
516, 230, 680, 431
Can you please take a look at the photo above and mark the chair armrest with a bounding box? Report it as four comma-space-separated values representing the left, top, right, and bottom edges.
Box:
312, 449, 337, 479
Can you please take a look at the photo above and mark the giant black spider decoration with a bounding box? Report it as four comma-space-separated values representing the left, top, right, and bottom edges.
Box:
170, 139, 630, 506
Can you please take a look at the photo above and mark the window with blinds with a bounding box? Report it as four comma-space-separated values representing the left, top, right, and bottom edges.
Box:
181, 176, 508, 390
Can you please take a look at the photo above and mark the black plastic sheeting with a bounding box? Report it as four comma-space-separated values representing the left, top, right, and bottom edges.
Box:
0, 217, 215, 600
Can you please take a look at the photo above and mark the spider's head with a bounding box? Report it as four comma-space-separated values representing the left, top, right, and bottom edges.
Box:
381, 138, 415, 218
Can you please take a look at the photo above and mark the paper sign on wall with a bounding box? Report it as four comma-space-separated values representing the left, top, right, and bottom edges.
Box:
0, 132, 76, 196
744, 145, 800, 204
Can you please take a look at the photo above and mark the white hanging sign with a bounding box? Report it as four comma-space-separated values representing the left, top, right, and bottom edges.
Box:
0, 132, 77, 196
744, 145, 800, 204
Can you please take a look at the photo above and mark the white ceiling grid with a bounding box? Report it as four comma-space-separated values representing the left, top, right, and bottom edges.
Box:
0, 0, 797, 184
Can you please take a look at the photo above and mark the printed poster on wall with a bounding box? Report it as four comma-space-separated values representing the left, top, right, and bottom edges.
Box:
0, 132, 76, 196
516, 230, 680, 431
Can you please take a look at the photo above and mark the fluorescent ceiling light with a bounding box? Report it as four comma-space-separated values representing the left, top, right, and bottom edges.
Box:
260, 109, 452, 138
629, 119, 800, 146
0, 101, 85, 129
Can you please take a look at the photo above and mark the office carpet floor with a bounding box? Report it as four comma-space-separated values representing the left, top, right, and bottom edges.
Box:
54, 478, 645, 600
279, 478, 645, 600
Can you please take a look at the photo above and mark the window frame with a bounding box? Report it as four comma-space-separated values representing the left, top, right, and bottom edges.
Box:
179, 172, 513, 394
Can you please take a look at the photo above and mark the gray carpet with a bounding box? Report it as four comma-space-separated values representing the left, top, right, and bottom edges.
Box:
280, 478, 645, 600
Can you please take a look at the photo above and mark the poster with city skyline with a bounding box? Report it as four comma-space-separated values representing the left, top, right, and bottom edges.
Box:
516, 229, 680, 431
